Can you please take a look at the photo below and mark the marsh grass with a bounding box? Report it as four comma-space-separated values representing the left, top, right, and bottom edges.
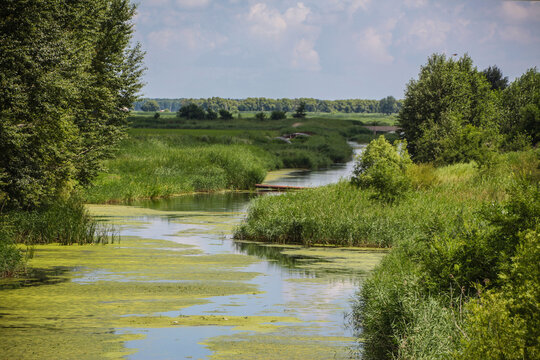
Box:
5, 197, 118, 246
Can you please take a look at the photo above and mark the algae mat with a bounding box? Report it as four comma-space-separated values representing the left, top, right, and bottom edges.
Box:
0, 237, 270, 359
1, 200, 385, 359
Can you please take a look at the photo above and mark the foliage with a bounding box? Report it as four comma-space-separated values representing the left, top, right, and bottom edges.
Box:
351, 136, 412, 202
482, 65, 509, 91
84, 132, 276, 203
255, 112, 267, 121
398, 54, 500, 164
293, 101, 307, 119
141, 100, 160, 112
461, 228, 539, 360
379, 96, 398, 114
352, 152, 539, 360
206, 109, 218, 120
501, 68, 540, 147
219, 109, 234, 120
270, 110, 287, 120
0, 224, 24, 277
134, 97, 401, 114
0, 0, 144, 210
177, 103, 207, 120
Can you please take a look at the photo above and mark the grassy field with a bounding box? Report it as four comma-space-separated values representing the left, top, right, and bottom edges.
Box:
84, 115, 380, 203
130, 111, 398, 126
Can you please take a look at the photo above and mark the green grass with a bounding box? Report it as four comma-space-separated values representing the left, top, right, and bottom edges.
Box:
235, 149, 539, 359
85, 115, 380, 203
84, 135, 274, 203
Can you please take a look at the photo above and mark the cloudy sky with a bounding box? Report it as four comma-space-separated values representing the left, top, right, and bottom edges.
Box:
133, 0, 540, 99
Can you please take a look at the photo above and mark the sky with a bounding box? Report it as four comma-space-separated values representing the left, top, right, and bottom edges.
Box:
133, 0, 540, 100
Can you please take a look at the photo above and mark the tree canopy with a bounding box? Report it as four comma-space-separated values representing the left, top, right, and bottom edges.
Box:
398, 54, 500, 164
0, 0, 144, 209
500, 68, 540, 148
141, 100, 160, 112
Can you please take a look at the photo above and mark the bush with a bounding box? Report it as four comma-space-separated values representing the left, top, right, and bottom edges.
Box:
255, 112, 267, 121
351, 136, 412, 202
219, 109, 233, 120
271, 110, 287, 120
177, 103, 206, 120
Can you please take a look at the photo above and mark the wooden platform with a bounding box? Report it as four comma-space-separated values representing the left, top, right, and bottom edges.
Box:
255, 184, 306, 190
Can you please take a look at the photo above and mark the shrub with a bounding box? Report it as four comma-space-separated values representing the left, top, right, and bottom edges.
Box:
219, 109, 233, 120
270, 110, 287, 120
351, 136, 412, 202
255, 112, 267, 121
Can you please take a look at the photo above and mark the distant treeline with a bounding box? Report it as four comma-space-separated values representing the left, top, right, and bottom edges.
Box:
133, 97, 403, 114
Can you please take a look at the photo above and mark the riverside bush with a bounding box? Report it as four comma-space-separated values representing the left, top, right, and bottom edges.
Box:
352, 151, 539, 360
351, 136, 412, 202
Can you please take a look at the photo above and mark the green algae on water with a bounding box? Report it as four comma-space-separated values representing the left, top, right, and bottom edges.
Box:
0, 236, 264, 360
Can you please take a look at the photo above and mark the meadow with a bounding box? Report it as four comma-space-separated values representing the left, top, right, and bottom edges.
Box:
84, 115, 393, 203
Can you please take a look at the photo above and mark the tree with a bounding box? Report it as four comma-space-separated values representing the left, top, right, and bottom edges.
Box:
177, 103, 206, 120
219, 109, 233, 120
482, 65, 509, 91
293, 101, 307, 119
0, 0, 145, 209
206, 109, 218, 120
379, 96, 397, 114
500, 68, 539, 148
351, 136, 412, 203
255, 112, 267, 121
398, 54, 500, 164
141, 100, 160, 112
271, 110, 287, 120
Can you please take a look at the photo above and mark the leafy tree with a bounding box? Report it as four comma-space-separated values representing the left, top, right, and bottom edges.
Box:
482, 65, 509, 91
0, 0, 144, 209
501, 68, 540, 148
206, 109, 218, 120
271, 110, 287, 120
379, 96, 397, 114
255, 112, 267, 121
398, 54, 500, 164
177, 103, 206, 120
293, 101, 307, 119
219, 109, 233, 120
153, 112, 160, 119
351, 136, 412, 203
141, 100, 160, 112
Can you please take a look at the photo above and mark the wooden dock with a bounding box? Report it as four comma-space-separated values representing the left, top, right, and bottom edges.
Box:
255, 184, 306, 190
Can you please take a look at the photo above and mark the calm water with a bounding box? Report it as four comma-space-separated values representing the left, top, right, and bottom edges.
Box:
118, 143, 375, 359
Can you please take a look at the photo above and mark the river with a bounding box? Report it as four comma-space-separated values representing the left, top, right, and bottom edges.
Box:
1, 143, 385, 359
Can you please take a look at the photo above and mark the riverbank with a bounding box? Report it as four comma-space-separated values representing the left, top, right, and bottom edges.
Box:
83, 118, 368, 203
235, 148, 540, 358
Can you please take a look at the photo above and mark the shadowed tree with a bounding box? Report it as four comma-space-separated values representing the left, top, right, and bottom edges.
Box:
482, 65, 509, 91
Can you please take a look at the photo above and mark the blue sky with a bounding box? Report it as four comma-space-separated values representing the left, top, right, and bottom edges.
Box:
133, 0, 540, 99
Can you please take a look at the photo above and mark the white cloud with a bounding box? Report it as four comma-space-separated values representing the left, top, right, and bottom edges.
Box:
284, 2, 311, 25
147, 27, 227, 51
327, 0, 370, 14
499, 2, 538, 22
499, 25, 538, 44
355, 27, 393, 64
407, 19, 452, 49
247, 3, 288, 37
291, 38, 321, 71
175, 0, 210, 8
403, 0, 427, 8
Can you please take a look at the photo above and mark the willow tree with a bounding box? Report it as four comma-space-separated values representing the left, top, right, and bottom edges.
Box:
0, 0, 145, 209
